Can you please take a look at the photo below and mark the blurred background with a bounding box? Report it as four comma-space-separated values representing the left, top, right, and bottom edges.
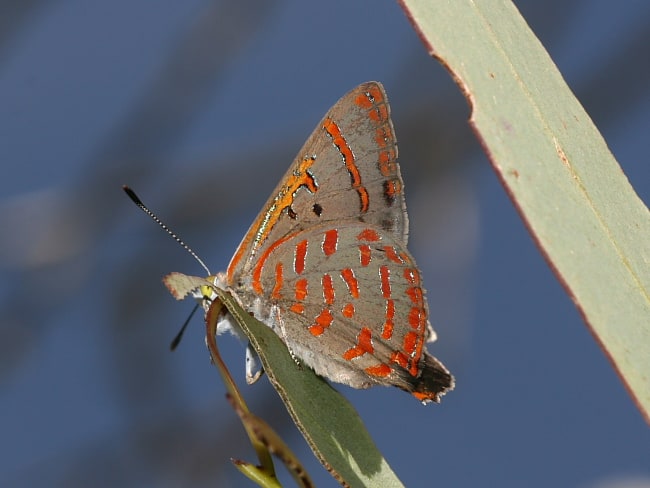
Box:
1, 1, 648, 486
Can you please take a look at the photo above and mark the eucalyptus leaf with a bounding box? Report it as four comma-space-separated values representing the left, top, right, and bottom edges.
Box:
399, 0, 650, 421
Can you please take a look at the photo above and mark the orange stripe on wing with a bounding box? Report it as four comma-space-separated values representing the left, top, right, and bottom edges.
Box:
322, 229, 338, 256
271, 262, 283, 299
227, 156, 317, 283
359, 244, 371, 266
382, 299, 395, 339
340, 268, 359, 299
294, 239, 308, 274
322, 273, 335, 305
251, 233, 294, 295
323, 117, 369, 213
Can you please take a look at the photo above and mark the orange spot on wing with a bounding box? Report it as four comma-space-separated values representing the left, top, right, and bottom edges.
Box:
375, 126, 393, 147
406, 286, 423, 305
359, 244, 371, 266
365, 363, 392, 378
309, 308, 333, 336
290, 303, 304, 314
390, 350, 409, 368
384, 179, 402, 204
369, 104, 389, 123
409, 307, 423, 330
403, 267, 420, 285
340, 268, 359, 298
403, 305, 428, 376
357, 228, 380, 242
295, 278, 308, 300
382, 299, 395, 339
322, 274, 335, 305
294, 239, 308, 274
342, 303, 355, 318
378, 150, 397, 176
412, 391, 436, 402
404, 331, 418, 355
354, 84, 385, 113
355, 94, 371, 109
322, 229, 338, 256
384, 246, 403, 264
342, 327, 374, 360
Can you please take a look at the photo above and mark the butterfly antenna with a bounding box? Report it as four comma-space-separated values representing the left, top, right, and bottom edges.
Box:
170, 302, 200, 351
123, 185, 211, 276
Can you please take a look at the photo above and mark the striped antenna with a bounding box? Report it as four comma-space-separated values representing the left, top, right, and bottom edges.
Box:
123, 185, 211, 276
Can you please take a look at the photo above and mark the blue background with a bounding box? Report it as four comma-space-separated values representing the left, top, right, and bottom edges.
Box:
1, 1, 648, 487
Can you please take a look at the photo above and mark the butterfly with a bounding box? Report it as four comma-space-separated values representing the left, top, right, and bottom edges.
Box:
160, 82, 454, 403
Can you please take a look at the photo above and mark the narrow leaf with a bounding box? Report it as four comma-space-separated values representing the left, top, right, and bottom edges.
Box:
399, 0, 650, 420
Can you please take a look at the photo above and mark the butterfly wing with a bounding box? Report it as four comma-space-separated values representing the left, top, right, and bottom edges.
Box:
231, 221, 454, 403
226, 82, 408, 287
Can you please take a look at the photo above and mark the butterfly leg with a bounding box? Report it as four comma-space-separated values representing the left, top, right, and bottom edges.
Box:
245, 342, 264, 384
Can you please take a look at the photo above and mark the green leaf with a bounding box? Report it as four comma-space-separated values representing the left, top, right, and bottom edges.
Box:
226, 393, 313, 488
216, 288, 405, 488
399, 0, 650, 420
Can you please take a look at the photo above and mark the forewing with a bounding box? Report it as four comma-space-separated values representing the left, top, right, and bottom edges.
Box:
226, 82, 408, 286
